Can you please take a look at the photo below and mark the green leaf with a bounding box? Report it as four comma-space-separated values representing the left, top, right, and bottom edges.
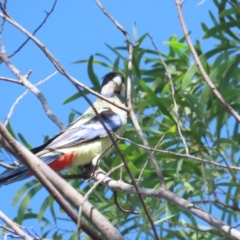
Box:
216, 182, 240, 187
6, 122, 17, 139
87, 55, 100, 87
17, 183, 42, 223
164, 41, 189, 50
69, 232, 78, 240
113, 56, 120, 71
12, 179, 39, 206
73, 58, 111, 68
140, 80, 175, 123
95, 53, 112, 63
181, 63, 198, 90
183, 182, 194, 194
38, 195, 53, 222
220, 8, 237, 17
105, 43, 125, 59
63, 87, 98, 104
203, 21, 240, 41
201, 22, 209, 32
133, 21, 138, 43
18, 133, 32, 149
68, 112, 75, 124
63, 92, 82, 104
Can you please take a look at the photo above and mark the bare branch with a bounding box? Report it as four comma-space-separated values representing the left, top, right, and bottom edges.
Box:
0, 202, 100, 240
0, 125, 101, 239
192, 194, 240, 212
0, 76, 21, 84
0, 211, 32, 240
4, 71, 58, 126
0, 0, 7, 35
0, 161, 15, 169
0, 44, 65, 130
175, 0, 240, 123
136, 136, 164, 185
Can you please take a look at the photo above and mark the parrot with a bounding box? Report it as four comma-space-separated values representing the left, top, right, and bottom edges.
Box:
0, 71, 127, 185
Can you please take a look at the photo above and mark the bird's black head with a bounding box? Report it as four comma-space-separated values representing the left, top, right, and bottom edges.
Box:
100, 72, 125, 100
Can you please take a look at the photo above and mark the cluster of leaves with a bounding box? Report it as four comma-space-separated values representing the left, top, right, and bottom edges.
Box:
2, 0, 240, 239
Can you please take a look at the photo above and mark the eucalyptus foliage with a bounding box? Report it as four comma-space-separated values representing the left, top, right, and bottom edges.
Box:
3, 0, 240, 239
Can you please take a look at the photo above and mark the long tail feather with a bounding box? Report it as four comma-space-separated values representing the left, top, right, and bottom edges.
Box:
0, 165, 30, 185
0, 153, 64, 185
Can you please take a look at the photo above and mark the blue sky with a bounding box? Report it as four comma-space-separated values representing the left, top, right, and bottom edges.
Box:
0, 0, 218, 238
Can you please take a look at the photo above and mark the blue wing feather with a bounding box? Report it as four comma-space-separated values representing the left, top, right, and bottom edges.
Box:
47, 109, 122, 149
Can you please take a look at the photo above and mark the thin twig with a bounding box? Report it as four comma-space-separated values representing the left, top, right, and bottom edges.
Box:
78, 164, 124, 228
0, 0, 7, 35
0, 44, 65, 130
0, 76, 21, 84
136, 135, 165, 184
113, 190, 139, 214
197, 0, 206, 6
8, 0, 57, 58
0, 161, 15, 169
4, 71, 58, 126
147, 33, 189, 154
0, 211, 32, 240
175, 0, 240, 123
226, 0, 240, 14
192, 194, 240, 212
91, 143, 114, 176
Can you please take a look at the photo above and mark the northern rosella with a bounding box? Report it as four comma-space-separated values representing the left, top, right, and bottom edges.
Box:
0, 72, 127, 185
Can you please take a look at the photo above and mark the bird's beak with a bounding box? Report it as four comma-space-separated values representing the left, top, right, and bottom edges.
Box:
112, 75, 123, 87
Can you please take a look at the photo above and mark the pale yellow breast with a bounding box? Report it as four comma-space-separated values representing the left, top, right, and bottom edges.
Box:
68, 137, 113, 167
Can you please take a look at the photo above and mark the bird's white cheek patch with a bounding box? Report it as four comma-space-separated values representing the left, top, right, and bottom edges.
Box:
113, 75, 122, 86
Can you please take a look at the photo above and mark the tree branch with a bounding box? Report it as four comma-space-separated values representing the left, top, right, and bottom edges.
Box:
0, 122, 123, 240
0, 44, 65, 130
93, 171, 240, 240
0, 76, 21, 84
0, 211, 32, 240
4, 71, 58, 127
175, 0, 240, 123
